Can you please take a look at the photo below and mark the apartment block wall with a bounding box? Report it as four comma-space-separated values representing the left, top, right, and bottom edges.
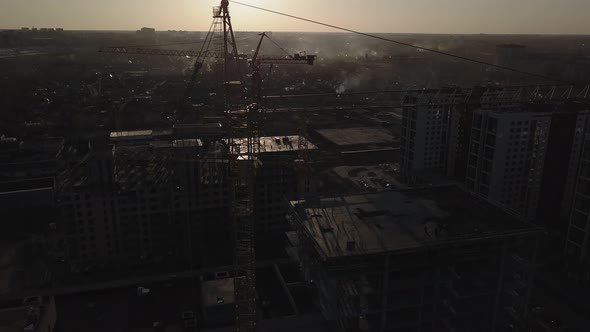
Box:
400, 93, 460, 184
565, 133, 590, 281
58, 142, 232, 270
466, 109, 552, 221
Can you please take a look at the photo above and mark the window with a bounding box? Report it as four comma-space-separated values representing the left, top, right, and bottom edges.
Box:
566, 243, 580, 260
569, 227, 585, 245
579, 179, 590, 193
571, 210, 588, 229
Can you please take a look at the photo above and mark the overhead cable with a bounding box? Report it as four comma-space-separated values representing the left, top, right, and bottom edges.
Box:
232, 1, 571, 84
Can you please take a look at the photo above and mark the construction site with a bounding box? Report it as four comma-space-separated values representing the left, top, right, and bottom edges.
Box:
3, 0, 590, 332
286, 186, 540, 332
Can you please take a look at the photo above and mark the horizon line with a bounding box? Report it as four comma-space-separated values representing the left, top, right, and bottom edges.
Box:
2, 28, 590, 36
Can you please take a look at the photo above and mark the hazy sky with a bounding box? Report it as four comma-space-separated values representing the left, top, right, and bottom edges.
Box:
1, 0, 589, 34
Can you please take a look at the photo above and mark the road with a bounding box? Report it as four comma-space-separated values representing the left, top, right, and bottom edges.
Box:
262, 105, 404, 113
0, 258, 293, 302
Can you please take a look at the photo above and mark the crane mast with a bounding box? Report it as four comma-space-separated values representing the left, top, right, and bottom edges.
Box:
99, 2, 315, 331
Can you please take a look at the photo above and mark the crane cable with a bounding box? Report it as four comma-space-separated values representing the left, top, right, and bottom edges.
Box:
264, 34, 293, 58
232, 1, 572, 84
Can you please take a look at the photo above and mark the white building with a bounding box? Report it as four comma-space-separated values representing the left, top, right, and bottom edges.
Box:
466, 107, 552, 220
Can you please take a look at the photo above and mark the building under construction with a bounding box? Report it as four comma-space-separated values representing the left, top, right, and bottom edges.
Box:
287, 185, 540, 332
57, 130, 233, 270
232, 135, 317, 235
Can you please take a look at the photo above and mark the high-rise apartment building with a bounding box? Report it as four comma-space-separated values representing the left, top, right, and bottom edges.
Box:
466, 107, 552, 220
57, 131, 232, 270
467, 102, 590, 227
56, 130, 316, 270
400, 89, 484, 184
400, 91, 460, 183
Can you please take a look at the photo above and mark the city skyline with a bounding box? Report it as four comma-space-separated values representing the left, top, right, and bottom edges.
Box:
1, 0, 590, 34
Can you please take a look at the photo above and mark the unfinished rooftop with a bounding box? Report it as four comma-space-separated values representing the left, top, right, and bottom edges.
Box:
290, 185, 539, 259
316, 127, 394, 146
110, 130, 153, 142
233, 136, 317, 154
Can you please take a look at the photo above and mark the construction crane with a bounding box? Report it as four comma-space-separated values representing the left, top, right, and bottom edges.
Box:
98, 2, 315, 331
250, 32, 315, 104
227, 28, 315, 332
248, 32, 316, 203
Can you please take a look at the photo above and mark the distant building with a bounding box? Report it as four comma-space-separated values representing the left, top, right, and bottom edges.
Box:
136, 27, 156, 43
287, 185, 540, 332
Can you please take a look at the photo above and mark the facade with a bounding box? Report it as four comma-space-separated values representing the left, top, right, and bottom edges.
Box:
561, 111, 590, 220
0, 136, 62, 239
234, 136, 317, 235
287, 186, 540, 332
56, 131, 315, 269
466, 107, 552, 221
400, 89, 480, 184
466, 102, 590, 226
57, 131, 232, 270
400, 91, 458, 183
564, 116, 590, 282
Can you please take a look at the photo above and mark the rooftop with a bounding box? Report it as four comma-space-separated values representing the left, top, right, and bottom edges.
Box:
172, 139, 203, 148
110, 130, 153, 141
233, 136, 317, 154
201, 278, 235, 308
113, 145, 173, 191
290, 185, 539, 259
316, 127, 394, 146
